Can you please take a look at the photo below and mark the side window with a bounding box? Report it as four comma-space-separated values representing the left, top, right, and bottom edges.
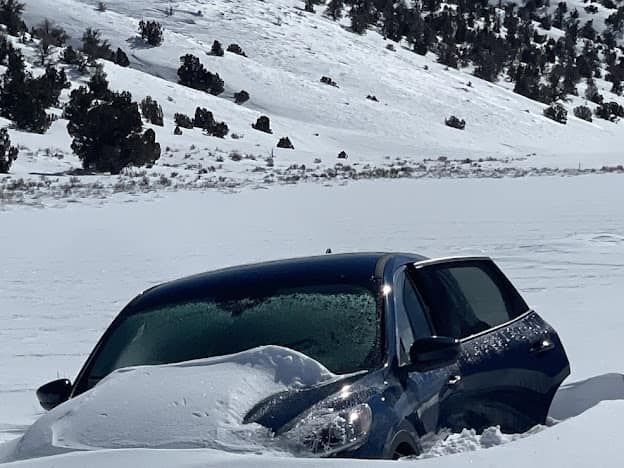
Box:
394, 270, 432, 366
414, 261, 526, 339
395, 298, 415, 366
403, 276, 432, 340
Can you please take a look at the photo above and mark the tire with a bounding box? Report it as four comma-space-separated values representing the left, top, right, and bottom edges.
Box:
386, 426, 422, 460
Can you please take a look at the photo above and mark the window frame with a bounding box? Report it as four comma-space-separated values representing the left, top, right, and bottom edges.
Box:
410, 257, 531, 342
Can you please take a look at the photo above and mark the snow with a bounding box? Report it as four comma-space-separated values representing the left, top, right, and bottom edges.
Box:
1, 0, 624, 206
0, 346, 333, 463
2, 175, 624, 466
2, 0, 624, 464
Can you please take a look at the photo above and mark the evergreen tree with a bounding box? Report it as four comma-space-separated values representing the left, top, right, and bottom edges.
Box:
138, 20, 163, 46
584, 78, 603, 104
350, 0, 375, 34
68, 90, 160, 173
31, 65, 70, 108
177, 54, 224, 95
0, 48, 50, 133
0, 127, 18, 173
113, 48, 129, 67
211, 40, 224, 57
89, 66, 111, 100
139, 96, 163, 126
174, 113, 194, 129
32, 19, 69, 65
81, 28, 113, 62
0, 0, 25, 35
326, 0, 344, 20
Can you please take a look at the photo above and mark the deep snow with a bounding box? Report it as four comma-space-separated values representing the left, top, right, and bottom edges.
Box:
1, 175, 624, 466
0, 346, 335, 463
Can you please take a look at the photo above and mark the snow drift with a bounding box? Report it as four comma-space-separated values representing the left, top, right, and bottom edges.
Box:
0, 346, 335, 463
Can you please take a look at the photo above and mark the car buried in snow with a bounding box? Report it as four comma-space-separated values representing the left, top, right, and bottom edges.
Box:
28, 252, 569, 460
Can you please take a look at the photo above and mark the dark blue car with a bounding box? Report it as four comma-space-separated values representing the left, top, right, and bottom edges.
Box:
37, 252, 570, 459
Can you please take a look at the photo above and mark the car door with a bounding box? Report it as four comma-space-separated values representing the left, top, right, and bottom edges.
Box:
391, 267, 461, 436
409, 257, 570, 433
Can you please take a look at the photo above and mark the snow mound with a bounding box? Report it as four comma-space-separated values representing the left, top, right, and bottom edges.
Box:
1, 346, 334, 463
415, 424, 546, 459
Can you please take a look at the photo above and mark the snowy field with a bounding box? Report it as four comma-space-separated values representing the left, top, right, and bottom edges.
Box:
1, 174, 624, 466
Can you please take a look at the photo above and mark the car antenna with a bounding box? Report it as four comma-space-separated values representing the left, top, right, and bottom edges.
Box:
325, 248, 332, 254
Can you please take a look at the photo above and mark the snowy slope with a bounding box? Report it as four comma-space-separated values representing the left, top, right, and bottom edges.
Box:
5, 0, 624, 192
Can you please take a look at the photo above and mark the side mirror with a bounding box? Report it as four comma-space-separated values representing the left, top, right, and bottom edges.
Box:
408, 336, 461, 372
36, 379, 72, 411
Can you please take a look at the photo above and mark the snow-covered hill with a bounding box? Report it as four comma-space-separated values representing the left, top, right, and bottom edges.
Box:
0, 0, 622, 206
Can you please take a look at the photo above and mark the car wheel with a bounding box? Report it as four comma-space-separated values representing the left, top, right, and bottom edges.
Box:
392, 441, 418, 459
387, 428, 421, 460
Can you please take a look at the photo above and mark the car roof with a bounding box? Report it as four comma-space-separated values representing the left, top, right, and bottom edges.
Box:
126, 252, 428, 314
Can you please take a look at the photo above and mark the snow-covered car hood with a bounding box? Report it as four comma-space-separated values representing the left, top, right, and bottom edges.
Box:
0, 346, 337, 463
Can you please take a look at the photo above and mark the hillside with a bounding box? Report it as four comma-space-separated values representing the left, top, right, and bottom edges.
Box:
0, 0, 623, 205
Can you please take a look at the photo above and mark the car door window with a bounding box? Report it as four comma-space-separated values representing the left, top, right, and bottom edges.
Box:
395, 270, 432, 365
413, 260, 525, 339
403, 276, 432, 340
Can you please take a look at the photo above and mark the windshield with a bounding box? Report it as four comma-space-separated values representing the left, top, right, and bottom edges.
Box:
79, 284, 382, 392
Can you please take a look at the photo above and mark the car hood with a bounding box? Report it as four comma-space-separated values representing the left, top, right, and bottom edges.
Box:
0, 346, 337, 463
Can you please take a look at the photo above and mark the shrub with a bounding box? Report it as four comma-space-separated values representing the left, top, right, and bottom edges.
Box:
0, 127, 18, 173
174, 113, 193, 129
585, 80, 603, 104
0, 0, 26, 36
338, 150, 348, 159
543, 103, 567, 124
211, 40, 224, 57
173, 125, 182, 135
252, 115, 272, 133
67, 90, 161, 174
573, 105, 593, 122
177, 54, 224, 95
234, 90, 249, 104
97, 2, 107, 12
277, 136, 294, 149
140, 96, 163, 126
194, 107, 215, 131
226, 43, 246, 57
114, 48, 129, 67
320, 76, 338, 87
60, 45, 87, 69
212, 121, 229, 138
194, 107, 228, 138
445, 115, 466, 130
139, 20, 163, 46
595, 101, 624, 121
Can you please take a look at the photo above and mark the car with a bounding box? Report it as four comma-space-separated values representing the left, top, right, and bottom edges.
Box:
33, 252, 570, 460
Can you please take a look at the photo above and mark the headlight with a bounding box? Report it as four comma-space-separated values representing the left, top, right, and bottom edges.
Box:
282, 403, 372, 456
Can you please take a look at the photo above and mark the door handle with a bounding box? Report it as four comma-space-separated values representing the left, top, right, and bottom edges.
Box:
447, 375, 462, 387
530, 338, 555, 355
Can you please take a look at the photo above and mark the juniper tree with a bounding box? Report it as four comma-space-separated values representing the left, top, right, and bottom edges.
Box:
0, 0, 25, 36
0, 127, 18, 173
32, 19, 69, 65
